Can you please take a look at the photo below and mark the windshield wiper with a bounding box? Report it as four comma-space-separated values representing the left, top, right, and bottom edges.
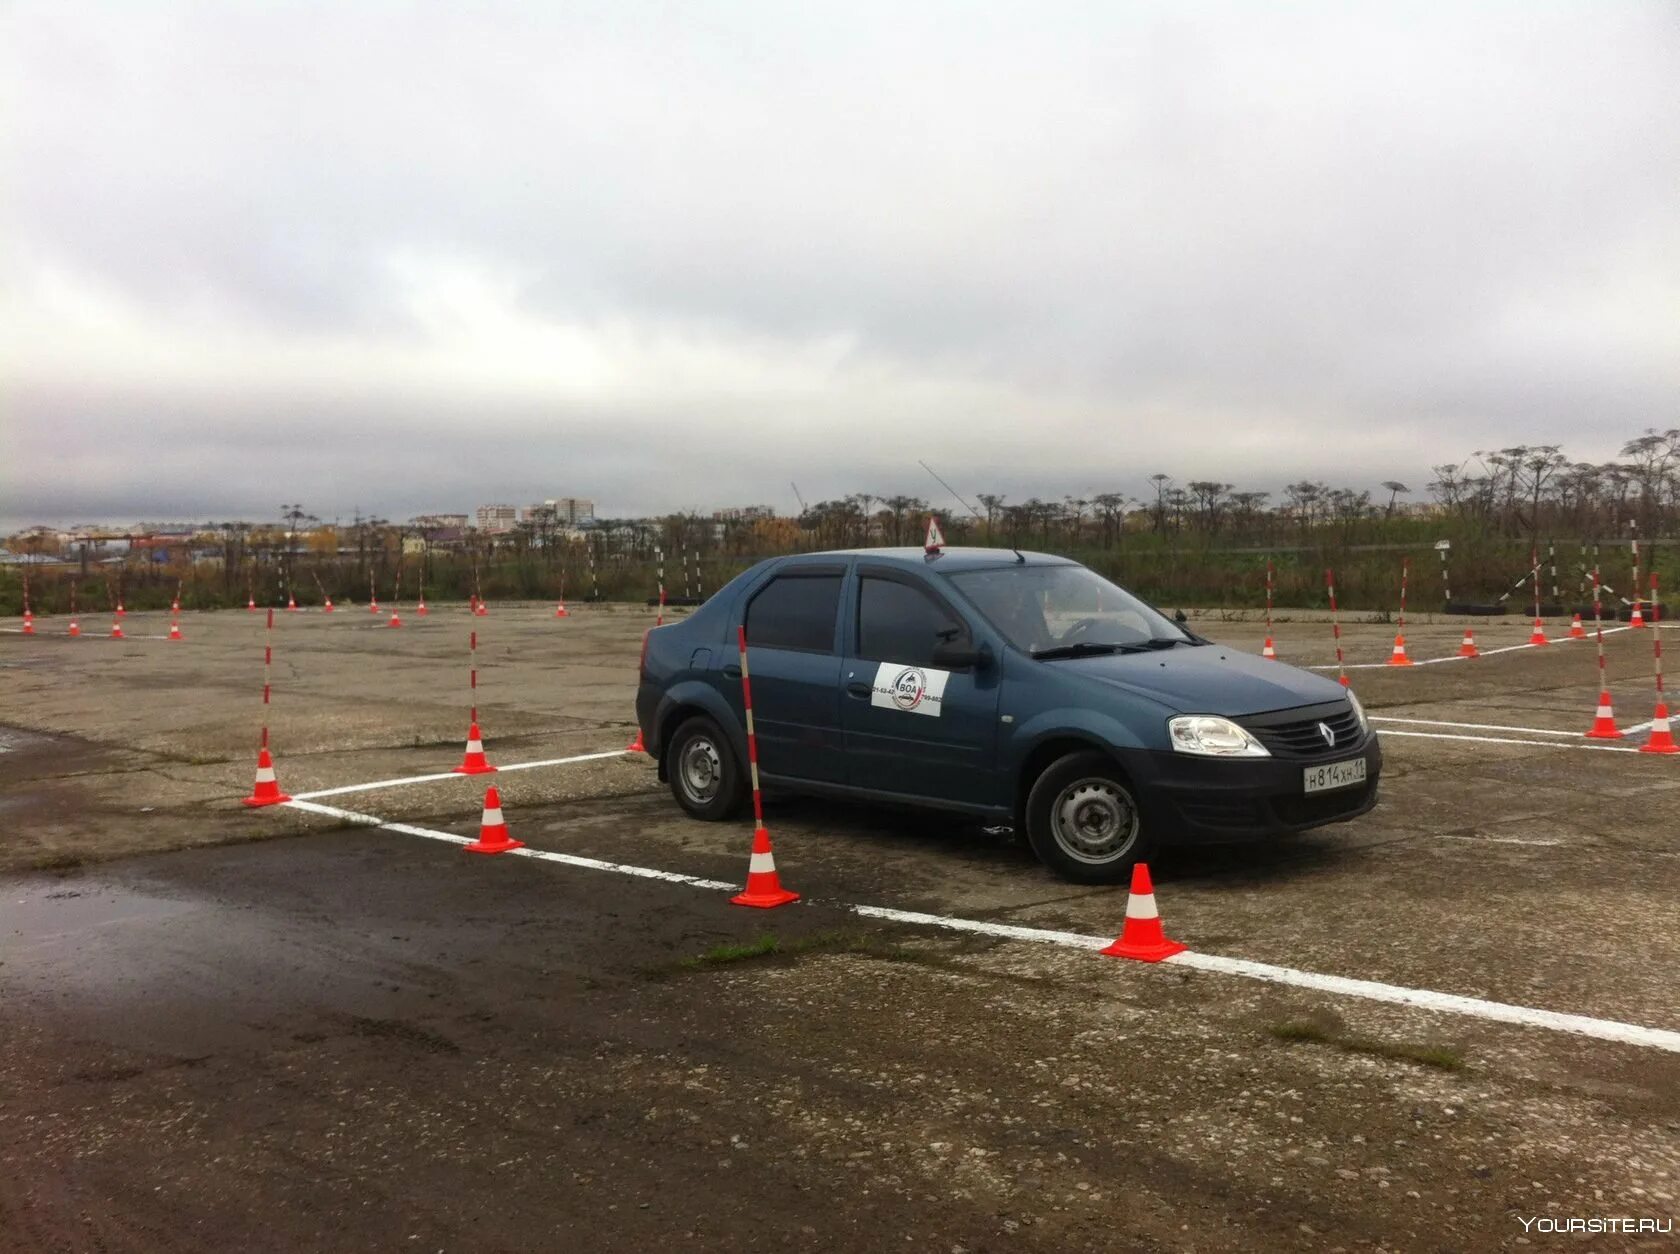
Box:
1141, 637, 1196, 649
1030, 642, 1147, 660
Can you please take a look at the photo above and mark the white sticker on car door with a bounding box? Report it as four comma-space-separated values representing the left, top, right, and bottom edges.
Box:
870, 663, 950, 717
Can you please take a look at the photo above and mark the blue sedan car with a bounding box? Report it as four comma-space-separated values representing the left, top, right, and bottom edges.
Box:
633, 547, 1380, 883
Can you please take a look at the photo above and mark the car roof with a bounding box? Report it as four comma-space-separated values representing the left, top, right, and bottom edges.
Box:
778, 546, 1078, 574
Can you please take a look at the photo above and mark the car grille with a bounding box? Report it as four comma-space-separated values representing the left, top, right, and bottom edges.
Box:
1242, 708, 1363, 759
1273, 785, 1374, 826
1177, 796, 1266, 830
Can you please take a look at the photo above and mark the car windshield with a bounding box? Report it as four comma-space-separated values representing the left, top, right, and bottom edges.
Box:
946, 564, 1190, 655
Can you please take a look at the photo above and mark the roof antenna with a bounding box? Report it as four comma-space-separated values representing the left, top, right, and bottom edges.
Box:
918, 459, 1024, 562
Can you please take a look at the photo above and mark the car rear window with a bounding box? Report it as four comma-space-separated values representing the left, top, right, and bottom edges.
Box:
745, 574, 842, 653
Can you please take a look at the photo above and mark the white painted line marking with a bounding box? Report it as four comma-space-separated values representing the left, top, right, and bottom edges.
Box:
290, 750, 632, 799
1165, 952, 1680, 1051
283, 798, 738, 891
1377, 728, 1642, 753
1304, 625, 1631, 670
1433, 833, 1563, 847
1372, 715, 1585, 738
281, 799, 1680, 1053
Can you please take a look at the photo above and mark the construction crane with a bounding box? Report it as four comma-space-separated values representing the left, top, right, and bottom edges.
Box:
790, 482, 808, 515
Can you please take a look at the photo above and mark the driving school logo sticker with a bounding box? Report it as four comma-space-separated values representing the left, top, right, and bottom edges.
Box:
870, 663, 950, 718
891, 668, 928, 711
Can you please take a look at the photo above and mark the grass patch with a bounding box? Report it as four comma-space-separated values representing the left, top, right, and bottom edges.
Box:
1268, 1020, 1466, 1072
659, 929, 942, 977
30, 852, 84, 872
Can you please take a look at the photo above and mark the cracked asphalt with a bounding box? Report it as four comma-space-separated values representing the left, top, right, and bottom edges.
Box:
2, 603, 1677, 1251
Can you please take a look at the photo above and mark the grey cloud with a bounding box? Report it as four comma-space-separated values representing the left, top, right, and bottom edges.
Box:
2, 1, 1677, 525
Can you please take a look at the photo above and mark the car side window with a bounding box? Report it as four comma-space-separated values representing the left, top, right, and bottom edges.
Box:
744, 574, 843, 653
857, 576, 966, 667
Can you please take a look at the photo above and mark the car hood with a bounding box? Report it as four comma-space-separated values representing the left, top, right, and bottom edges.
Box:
1047, 644, 1349, 717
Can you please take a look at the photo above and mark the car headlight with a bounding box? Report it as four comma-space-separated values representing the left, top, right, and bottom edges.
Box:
1168, 715, 1270, 758
1346, 689, 1369, 734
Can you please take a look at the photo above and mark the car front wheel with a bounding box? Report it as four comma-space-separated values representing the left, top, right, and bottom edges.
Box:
666, 715, 747, 821
1024, 751, 1154, 884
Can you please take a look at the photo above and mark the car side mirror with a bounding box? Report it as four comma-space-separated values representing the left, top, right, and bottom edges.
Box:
931, 637, 989, 671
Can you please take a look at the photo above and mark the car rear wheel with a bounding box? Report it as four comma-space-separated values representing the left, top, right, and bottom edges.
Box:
1024, 751, 1153, 884
666, 715, 747, 821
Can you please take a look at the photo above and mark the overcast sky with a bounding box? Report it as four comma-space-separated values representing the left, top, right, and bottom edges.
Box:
3, 1, 1676, 527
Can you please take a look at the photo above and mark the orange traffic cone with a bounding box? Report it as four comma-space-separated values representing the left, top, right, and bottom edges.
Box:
555, 602, 570, 618
626, 728, 646, 754
474, 601, 488, 617
168, 619, 183, 642
1528, 618, 1550, 646
1630, 603, 1647, 629
1458, 628, 1479, 658
1100, 863, 1187, 962
115, 601, 126, 618
286, 595, 298, 612
1568, 613, 1587, 639
1261, 637, 1276, 660
171, 598, 180, 613
1640, 703, 1679, 755
1386, 634, 1413, 666
463, 786, 523, 854
247, 597, 256, 612
731, 825, 800, 908
68, 619, 81, 638
21, 612, 33, 636
323, 598, 335, 613
241, 746, 290, 807
388, 609, 402, 628
109, 618, 125, 639
452, 721, 496, 775
416, 598, 428, 616
1584, 691, 1623, 739
369, 599, 380, 614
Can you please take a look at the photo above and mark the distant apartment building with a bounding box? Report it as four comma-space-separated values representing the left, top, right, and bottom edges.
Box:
713, 505, 776, 522
475, 504, 519, 534
541, 497, 594, 525
411, 513, 469, 530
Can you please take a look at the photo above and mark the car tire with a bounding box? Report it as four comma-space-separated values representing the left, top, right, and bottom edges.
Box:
1024, 751, 1154, 885
665, 715, 747, 821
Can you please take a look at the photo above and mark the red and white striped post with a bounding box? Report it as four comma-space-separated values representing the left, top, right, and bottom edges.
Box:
1387, 557, 1413, 666
1326, 568, 1348, 687
68, 580, 80, 637
242, 607, 290, 805
1630, 527, 1646, 627
368, 569, 379, 614
453, 627, 495, 773
1584, 567, 1622, 739
1527, 547, 1549, 645
20, 569, 32, 635
1640, 574, 1677, 754
731, 625, 798, 908
1261, 560, 1277, 659
655, 546, 666, 627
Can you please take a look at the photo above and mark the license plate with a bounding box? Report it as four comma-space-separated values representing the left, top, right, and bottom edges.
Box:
1303, 758, 1367, 794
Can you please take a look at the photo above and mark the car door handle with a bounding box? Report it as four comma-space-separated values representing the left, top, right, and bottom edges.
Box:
846, 682, 872, 699
723, 664, 742, 679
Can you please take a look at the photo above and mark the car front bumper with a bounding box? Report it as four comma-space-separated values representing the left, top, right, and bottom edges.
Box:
1118, 733, 1383, 844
